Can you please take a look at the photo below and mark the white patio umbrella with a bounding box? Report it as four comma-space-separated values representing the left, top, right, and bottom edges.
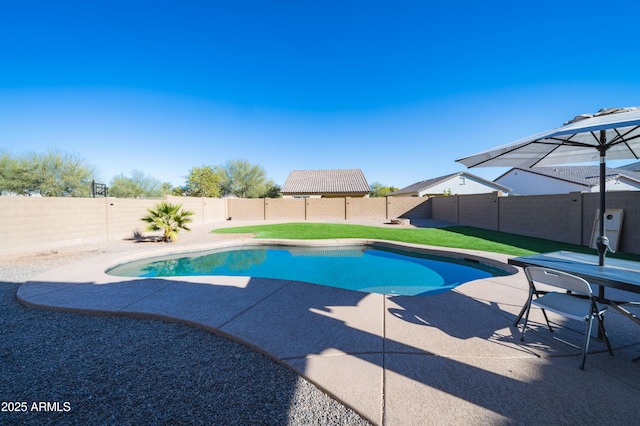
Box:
456, 106, 640, 266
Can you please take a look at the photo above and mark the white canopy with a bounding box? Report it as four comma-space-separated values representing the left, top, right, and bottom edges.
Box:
456, 107, 640, 168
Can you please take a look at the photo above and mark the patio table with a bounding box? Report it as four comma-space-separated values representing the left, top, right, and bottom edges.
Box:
508, 251, 640, 328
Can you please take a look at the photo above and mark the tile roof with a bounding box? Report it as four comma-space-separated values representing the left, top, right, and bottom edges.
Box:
617, 161, 640, 172
507, 166, 640, 187
388, 172, 510, 196
281, 169, 370, 194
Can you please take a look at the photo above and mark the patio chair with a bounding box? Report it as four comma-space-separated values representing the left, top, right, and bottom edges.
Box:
612, 302, 640, 362
518, 266, 613, 370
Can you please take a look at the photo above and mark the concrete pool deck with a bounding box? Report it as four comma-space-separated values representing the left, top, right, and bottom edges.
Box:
17, 233, 640, 424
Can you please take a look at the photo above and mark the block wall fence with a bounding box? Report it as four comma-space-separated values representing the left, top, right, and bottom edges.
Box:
1, 192, 639, 256
430, 191, 640, 255
226, 197, 430, 222
0, 196, 426, 256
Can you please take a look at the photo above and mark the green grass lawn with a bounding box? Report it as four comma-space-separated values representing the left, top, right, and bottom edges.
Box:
213, 222, 640, 260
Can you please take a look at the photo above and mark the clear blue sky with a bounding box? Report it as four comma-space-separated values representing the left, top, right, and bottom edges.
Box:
2, 1, 640, 189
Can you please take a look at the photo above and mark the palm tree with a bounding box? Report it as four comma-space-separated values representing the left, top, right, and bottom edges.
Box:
141, 202, 194, 242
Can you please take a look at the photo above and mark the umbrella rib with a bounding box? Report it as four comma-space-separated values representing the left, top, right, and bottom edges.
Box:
609, 126, 639, 143
526, 141, 567, 168
545, 136, 597, 148
462, 141, 539, 167
609, 127, 640, 159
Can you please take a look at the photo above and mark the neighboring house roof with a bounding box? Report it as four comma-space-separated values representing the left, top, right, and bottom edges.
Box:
495, 166, 640, 187
281, 169, 370, 195
617, 161, 640, 172
388, 172, 511, 197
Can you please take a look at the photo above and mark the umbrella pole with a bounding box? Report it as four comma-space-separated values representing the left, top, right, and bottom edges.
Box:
598, 149, 606, 267
596, 133, 608, 309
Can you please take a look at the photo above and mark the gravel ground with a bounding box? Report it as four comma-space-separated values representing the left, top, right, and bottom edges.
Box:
0, 224, 372, 425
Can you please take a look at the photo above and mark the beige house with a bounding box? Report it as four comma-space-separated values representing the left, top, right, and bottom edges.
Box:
388, 172, 511, 197
281, 169, 371, 198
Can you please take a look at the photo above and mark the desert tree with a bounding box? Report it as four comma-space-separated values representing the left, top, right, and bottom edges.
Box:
0, 149, 96, 196
109, 170, 165, 198
182, 165, 222, 197
369, 182, 398, 197
217, 159, 269, 198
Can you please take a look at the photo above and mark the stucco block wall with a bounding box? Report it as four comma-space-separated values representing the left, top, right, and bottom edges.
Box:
3, 192, 639, 256
1, 197, 107, 256
105, 197, 159, 240
201, 198, 227, 223
230, 197, 427, 222
266, 198, 306, 221
615, 192, 640, 254
499, 194, 583, 245
346, 198, 386, 220
432, 197, 457, 223
164, 196, 227, 225
582, 191, 640, 253
306, 198, 346, 221
435, 191, 640, 254
227, 198, 265, 220
1, 196, 229, 256
387, 198, 431, 220
457, 192, 499, 231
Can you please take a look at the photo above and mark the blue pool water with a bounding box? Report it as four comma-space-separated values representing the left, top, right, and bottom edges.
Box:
107, 245, 509, 296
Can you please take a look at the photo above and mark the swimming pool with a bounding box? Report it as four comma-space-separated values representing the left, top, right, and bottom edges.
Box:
107, 244, 511, 296
106, 244, 510, 296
